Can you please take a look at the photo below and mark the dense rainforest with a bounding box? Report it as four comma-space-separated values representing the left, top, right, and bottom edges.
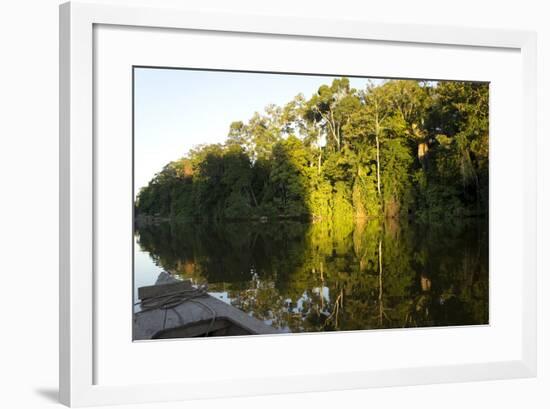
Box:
135, 78, 489, 224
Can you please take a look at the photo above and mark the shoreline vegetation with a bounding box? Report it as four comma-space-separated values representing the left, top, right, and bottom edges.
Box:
135, 78, 489, 225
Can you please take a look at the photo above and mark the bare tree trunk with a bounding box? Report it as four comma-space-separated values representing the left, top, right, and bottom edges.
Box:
330, 110, 340, 151
418, 140, 429, 171
315, 107, 340, 152
378, 238, 383, 326
249, 186, 258, 207
375, 121, 382, 197
320, 261, 324, 310
314, 127, 323, 175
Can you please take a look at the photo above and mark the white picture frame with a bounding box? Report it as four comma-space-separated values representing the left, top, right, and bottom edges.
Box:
59, 1, 537, 407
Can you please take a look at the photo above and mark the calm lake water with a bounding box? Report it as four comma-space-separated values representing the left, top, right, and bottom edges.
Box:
134, 219, 488, 333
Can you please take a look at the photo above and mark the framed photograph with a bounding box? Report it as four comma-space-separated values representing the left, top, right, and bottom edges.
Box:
59, 1, 537, 406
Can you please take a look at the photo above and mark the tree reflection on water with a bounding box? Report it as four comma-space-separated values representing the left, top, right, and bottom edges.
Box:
135, 218, 488, 333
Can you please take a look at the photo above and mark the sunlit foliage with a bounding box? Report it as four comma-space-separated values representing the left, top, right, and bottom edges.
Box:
136, 79, 489, 224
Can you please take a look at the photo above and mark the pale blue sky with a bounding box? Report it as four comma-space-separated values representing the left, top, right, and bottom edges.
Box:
134, 68, 382, 193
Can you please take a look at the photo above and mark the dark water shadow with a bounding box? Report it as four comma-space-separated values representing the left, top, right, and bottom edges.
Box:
135, 217, 489, 334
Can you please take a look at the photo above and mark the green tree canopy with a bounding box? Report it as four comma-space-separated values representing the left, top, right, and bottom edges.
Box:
136, 78, 489, 224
